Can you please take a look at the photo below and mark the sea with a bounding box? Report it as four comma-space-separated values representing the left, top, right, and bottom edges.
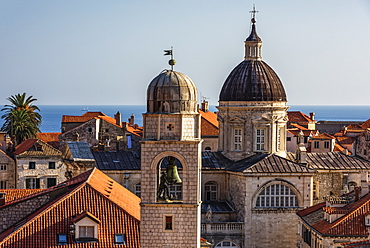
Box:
0, 105, 370, 133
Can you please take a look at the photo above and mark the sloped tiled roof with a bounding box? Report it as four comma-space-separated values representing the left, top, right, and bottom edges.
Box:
336, 136, 356, 145
298, 193, 370, 238
287, 129, 317, 137
200, 110, 219, 137
0, 168, 140, 247
311, 133, 335, 140
36, 132, 61, 149
201, 151, 232, 170
288, 111, 315, 123
14, 139, 62, 157
67, 141, 95, 160
97, 115, 122, 128
0, 189, 45, 203
62, 111, 106, 123
93, 151, 141, 170
226, 153, 316, 173
360, 119, 370, 129
290, 123, 309, 130
125, 123, 143, 137
287, 152, 370, 170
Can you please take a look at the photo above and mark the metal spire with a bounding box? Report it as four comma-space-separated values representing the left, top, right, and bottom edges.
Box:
249, 4, 259, 22
164, 47, 176, 71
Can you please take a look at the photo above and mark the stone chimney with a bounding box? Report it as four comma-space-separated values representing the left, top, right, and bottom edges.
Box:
200, 101, 209, 112
309, 112, 315, 120
73, 132, 79, 142
114, 111, 121, 126
296, 131, 307, 164
128, 114, 135, 126
0, 193, 6, 206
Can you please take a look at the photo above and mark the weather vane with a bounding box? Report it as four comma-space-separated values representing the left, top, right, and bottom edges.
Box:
164, 47, 176, 71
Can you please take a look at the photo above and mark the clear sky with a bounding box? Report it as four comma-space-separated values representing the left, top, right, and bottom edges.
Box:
0, 0, 369, 106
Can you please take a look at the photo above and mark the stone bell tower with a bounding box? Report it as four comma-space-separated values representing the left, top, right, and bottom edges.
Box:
140, 53, 202, 248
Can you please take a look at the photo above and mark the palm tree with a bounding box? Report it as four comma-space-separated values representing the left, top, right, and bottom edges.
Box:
1, 93, 41, 145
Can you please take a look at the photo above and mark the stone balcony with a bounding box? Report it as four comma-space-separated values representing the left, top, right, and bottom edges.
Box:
201, 222, 244, 235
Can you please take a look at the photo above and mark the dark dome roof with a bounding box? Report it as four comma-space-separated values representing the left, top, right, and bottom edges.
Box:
219, 60, 287, 102
147, 70, 198, 114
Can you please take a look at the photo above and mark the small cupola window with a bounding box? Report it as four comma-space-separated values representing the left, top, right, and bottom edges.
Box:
71, 211, 100, 243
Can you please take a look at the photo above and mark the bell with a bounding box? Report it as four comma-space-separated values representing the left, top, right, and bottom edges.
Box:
166, 157, 182, 184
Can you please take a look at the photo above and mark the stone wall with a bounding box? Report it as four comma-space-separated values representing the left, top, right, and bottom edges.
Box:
17, 156, 66, 189
0, 193, 50, 233
313, 172, 342, 205
0, 152, 16, 189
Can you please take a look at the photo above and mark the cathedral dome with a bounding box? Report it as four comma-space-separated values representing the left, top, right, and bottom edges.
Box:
147, 70, 198, 114
219, 60, 287, 101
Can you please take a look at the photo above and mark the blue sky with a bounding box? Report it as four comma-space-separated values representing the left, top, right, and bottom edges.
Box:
0, 0, 369, 106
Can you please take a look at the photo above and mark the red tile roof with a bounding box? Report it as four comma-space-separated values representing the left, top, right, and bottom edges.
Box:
125, 123, 143, 137
336, 136, 356, 145
36, 132, 61, 143
0, 189, 45, 203
62, 111, 106, 123
361, 119, 370, 129
298, 193, 370, 237
0, 168, 140, 247
200, 110, 219, 136
290, 123, 309, 130
311, 133, 335, 140
14, 139, 62, 156
287, 129, 317, 137
288, 111, 315, 123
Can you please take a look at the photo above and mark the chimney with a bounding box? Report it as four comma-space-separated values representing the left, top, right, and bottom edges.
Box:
309, 112, 315, 120
128, 114, 135, 126
114, 111, 121, 126
201, 101, 209, 112
296, 131, 307, 164
73, 132, 79, 142
355, 186, 361, 201
0, 193, 6, 206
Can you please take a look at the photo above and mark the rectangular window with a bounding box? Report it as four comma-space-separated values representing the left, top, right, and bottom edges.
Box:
48, 162, 56, 169
324, 141, 330, 149
0, 181, 6, 189
79, 226, 94, 238
114, 234, 126, 244
256, 129, 265, 151
233, 128, 242, 151
286, 137, 291, 141
165, 216, 173, 230
57, 234, 67, 244
47, 178, 57, 188
26, 178, 40, 189
29, 162, 36, 169
314, 141, 320, 149
0, 164, 6, 171
135, 183, 141, 197
169, 184, 182, 200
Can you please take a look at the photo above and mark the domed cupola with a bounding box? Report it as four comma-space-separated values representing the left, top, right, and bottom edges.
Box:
147, 70, 198, 114
219, 11, 287, 102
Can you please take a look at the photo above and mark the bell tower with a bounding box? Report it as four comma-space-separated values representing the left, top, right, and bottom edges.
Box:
140, 51, 202, 248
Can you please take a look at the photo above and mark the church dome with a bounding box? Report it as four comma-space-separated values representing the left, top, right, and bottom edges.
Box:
219, 13, 287, 102
219, 60, 287, 101
147, 70, 198, 114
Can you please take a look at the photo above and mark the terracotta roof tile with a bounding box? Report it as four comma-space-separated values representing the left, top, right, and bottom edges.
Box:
311, 133, 335, 140
0, 189, 45, 203
361, 119, 370, 129
0, 168, 140, 247
125, 123, 143, 137
199, 110, 219, 136
62, 111, 106, 123
288, 111, 315, 123
14, 139, 62, 156
290, 123, 309, 130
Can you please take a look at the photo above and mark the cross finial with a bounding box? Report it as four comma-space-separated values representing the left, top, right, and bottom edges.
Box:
249, 4, 258, 21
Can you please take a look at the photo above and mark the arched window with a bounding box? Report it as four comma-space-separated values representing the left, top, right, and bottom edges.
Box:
215, 240, 237, 247
204, 182, 218, 201
204, 147, 211, 151
135, 183, 141, 197
256, 184, 298, 208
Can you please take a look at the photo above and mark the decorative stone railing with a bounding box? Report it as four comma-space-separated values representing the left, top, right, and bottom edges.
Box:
201, 222, 244, 234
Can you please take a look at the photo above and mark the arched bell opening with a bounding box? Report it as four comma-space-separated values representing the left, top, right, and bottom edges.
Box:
156, 156, 183, 202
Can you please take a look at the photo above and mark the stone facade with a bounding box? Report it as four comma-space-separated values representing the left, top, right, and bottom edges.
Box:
17, 156, 67, 189
356, 129, 370, 161
217, 101, 288, 161
0, 151, 16, 189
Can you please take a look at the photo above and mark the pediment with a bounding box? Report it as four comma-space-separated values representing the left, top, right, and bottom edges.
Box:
229, 116, 245, 123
